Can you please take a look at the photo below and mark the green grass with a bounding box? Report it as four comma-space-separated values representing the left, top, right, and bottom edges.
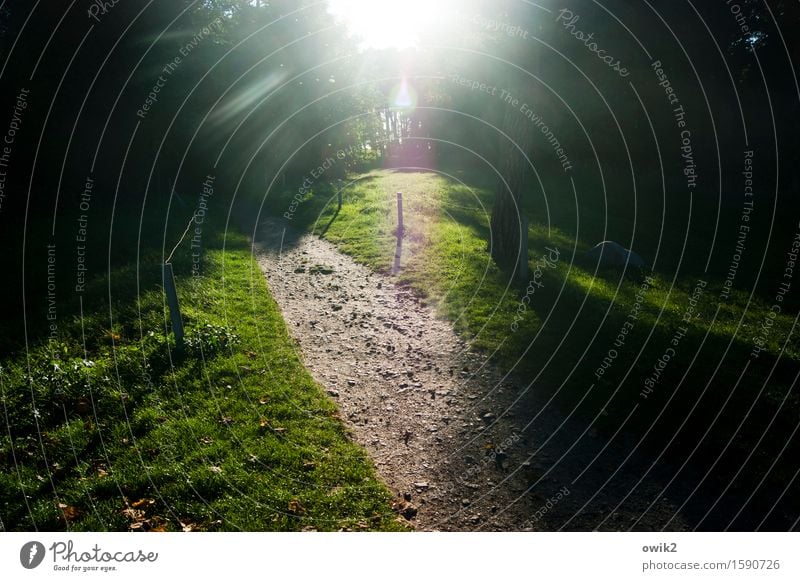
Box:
0, 227, 404, 532
265, 168, 800, 519
269, 168, 799, 365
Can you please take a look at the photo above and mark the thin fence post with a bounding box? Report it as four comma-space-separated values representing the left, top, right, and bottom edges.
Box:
518, 214, 529, 282
163, 262, 184, 349
397, 191, 404, 236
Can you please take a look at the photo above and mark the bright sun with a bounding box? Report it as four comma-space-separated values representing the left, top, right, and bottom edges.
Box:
327, 0, 456, 50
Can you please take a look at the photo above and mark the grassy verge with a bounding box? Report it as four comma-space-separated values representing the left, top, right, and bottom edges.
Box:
0, 226, 403, 531
265, 168, 800, 524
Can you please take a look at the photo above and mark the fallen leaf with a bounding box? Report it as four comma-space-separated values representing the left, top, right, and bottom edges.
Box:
209, 465, 222, 474
287, 499, 306, 515
58, 503, 81, 522
147, 516, 168, 532
121, 508, 146, 522
131, 498, 155, 509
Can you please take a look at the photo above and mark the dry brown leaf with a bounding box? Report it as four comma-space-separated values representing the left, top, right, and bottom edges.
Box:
131, 498, 155, 509
58, 503, 81, 522
121, 508, 146, 522
147, 516, 168, 532
287, 499, 306, 515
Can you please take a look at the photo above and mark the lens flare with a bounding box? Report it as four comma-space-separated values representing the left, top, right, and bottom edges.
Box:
390, 79, 417, 111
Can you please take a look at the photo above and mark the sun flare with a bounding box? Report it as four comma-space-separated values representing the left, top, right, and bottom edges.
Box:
327, 0, 456, 50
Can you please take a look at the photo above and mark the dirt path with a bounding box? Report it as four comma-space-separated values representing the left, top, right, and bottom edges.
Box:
252, 218, 696, 531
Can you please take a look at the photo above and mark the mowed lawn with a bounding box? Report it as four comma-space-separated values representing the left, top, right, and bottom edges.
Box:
0, 228, 404, 531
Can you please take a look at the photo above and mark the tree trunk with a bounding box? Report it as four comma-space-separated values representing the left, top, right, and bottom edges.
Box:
489, 102, 534, 272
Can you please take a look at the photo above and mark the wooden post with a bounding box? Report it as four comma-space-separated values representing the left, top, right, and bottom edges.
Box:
397, 191, 404, 236
163, 262, 184, 348
517, 214, 529, 281
337, 184, 342, 211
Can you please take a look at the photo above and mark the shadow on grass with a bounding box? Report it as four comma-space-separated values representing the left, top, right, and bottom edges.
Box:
504, 264, 799, 530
